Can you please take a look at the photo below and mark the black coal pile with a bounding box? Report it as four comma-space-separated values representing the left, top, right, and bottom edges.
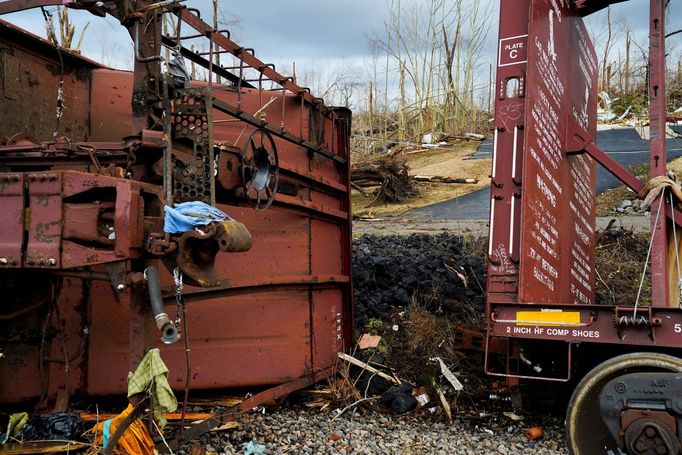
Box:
352, 233, 487, 329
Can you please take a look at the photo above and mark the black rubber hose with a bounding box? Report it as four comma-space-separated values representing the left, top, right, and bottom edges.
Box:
145, 265, 180, 344
145, 265, 165, 318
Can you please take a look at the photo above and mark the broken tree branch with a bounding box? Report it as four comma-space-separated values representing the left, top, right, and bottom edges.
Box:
337, 352, 399, 384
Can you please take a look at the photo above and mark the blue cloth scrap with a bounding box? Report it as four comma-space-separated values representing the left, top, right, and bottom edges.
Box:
163, 201, 230, 234
102, 418, 113, 448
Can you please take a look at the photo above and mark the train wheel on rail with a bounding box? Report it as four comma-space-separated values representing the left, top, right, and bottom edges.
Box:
566, 352, 682, 455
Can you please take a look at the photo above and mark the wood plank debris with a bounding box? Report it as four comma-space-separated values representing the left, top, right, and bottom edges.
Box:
337, 352, 399, 384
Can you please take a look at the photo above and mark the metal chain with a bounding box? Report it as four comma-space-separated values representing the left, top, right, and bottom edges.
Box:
173, 267, 183, 326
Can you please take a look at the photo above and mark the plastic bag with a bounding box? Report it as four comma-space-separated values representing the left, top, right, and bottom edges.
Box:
19, 413, 84, 441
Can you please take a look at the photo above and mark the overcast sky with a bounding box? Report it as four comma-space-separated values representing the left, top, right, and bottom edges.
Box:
1, 0, 679, 79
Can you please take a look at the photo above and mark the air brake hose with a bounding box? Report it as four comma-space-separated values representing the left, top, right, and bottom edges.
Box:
144, 265, 180, 344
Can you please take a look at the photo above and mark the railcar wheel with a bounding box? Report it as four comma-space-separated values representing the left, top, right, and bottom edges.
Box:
566, 352, 682, 455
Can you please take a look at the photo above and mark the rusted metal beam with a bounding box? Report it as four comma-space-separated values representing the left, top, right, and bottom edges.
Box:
649, 0, 669, 308
0, 0, 63, 14
489, 303, 682, 348
581, 143, 682, 230
163, 274, 350, 303
170, 367, 335, 448
583, 142, 645, 194
175, 8, 322, 107
160, 35, 254, 88
274, 194, 348, 221
575, 0, 630, 17
211, 98, 345, 165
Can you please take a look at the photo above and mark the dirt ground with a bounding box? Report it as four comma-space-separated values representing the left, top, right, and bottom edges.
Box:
352, 215, 651, 237
352, 142, 491, 217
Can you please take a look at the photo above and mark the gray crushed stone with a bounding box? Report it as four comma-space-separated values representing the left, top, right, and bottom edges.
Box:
180, 406, 567, 454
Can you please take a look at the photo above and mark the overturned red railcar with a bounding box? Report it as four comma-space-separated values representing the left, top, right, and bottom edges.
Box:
0, 2, 352, 417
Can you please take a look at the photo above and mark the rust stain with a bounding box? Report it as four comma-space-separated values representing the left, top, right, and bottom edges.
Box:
34, 221, 60, 243
35, 195, 51, 207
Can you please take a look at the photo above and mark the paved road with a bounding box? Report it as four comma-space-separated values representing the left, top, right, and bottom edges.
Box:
408, 128, 682, 220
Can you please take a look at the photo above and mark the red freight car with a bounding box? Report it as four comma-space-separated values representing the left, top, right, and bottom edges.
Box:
487, 1, 682, 454
0, 0, 352, 434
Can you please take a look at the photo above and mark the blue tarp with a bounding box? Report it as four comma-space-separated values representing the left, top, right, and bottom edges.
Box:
163, 201, 230, 234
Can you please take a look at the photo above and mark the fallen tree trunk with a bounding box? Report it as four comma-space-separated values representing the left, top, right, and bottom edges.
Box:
412, 175, 479, 184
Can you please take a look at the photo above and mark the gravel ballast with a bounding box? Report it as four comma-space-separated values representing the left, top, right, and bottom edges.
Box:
185, 406, 567, 454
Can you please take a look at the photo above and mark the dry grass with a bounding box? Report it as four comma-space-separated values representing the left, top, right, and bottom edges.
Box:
595, 225, 651, 306
596, 185, 636, 216
667, 155, 682, 175
325, 361, 361, 407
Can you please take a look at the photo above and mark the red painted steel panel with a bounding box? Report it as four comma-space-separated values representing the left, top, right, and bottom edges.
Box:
311, 289, 345, 372
88, 289, 314, 395
517, 0, 598, 305
88, 69, 135, 142
0, 20, 92, 142
486, 0, 529, 304
26, 174, 63, 268
0, 21, 351, 403
0, 174, 24, 267
0, 277, 86, 403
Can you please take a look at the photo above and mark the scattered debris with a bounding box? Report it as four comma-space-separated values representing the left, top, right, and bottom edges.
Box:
421, 132, 448, 147
358, 333, 382, 349
432, 379, 453, 424
80, 411, 215, 423
351, 153, 419, 203
91, 403, 154, 455
380, 383, 418, 414
18, 413, 84, 442
597, 92, 618, 122
430, 357, 464, 391
414, 389, 431, 407
2, 412, 28, 443
353, 210, 381, 222
211, 421, 240, 432
503, 412, 525, 421
0, 441, 90, 454
525, 427, 544, 441
243, 440, 267, 455
337, 352, 399, 384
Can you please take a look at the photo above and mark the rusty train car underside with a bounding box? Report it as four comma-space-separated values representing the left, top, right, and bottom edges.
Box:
0, 0, 352, 431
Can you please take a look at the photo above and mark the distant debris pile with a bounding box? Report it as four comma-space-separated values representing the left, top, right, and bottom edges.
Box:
351, 153, 419, 203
